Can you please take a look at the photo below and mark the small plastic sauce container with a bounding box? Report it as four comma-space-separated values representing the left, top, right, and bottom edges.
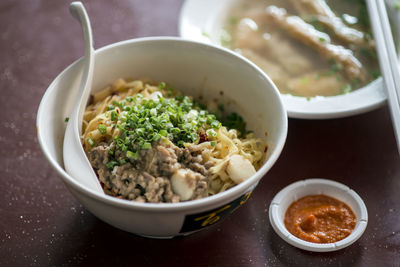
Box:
269, 178, 368, 252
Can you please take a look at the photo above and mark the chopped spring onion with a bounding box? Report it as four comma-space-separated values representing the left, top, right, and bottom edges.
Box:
98, 124, 107, 135
97, 82, 248, 164
111, 110, 118, 121
106, 160, 118, 169
87, 137, 95, 147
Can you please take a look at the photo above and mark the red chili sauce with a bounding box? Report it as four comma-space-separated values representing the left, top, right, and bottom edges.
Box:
284, 195, 357, 243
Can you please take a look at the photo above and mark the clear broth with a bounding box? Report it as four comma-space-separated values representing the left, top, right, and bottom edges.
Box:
222, 0, 379, 97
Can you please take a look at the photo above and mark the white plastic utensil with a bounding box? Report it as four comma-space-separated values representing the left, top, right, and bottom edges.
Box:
63, 2, 103, 192
366, 0, 400, 155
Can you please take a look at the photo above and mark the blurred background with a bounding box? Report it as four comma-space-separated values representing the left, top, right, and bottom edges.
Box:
0, 0, 399, 266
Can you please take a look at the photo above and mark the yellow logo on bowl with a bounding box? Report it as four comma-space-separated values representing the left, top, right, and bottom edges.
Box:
179, 191, 252, 233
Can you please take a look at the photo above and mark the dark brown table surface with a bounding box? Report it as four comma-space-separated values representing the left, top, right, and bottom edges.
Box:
1, 0, 399, 266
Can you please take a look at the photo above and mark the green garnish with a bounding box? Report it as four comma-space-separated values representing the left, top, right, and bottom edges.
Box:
300, 77, 310, 85
202, 30, 210, 38
111, 110, 118, 121
210, 120, 221, 129
158, 82, 166, 89
330, 63, 343, 73
98, 124, 107, 135
395, 0, 400, 10
126, 150, 138, 159
219, 29, 232, 47
106, 160, 118, 169
342, 84, 352, 94
221, 112, 246, 136
361, 48, 377, 60
207, 129, 218, 138
369, 69, 381, 79
309, 17, 326, 32
64, 117, 69, 122
94, 82, 249, 173
318, 37, 326, 43
351, 78, 361, 88
142, 142, 152, 149
159, 129, 168, 137
87, 137, 95, 147
108, 83, 226, 158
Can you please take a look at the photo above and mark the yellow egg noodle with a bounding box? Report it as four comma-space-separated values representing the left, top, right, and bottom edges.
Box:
82, 78, 266, 197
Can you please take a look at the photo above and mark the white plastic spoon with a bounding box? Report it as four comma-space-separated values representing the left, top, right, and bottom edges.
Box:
63, 2, 103, 192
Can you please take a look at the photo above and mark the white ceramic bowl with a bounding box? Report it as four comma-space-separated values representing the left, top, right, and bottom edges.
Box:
178, 0, 400, 119
269, 178, 368, 252
37, 37, 287, 238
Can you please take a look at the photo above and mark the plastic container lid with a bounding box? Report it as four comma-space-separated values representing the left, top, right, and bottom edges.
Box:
269, 178, 368, 252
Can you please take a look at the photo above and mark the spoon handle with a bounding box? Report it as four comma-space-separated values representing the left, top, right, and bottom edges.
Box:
69, 1, 95, 133
63, 2, 102, 192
